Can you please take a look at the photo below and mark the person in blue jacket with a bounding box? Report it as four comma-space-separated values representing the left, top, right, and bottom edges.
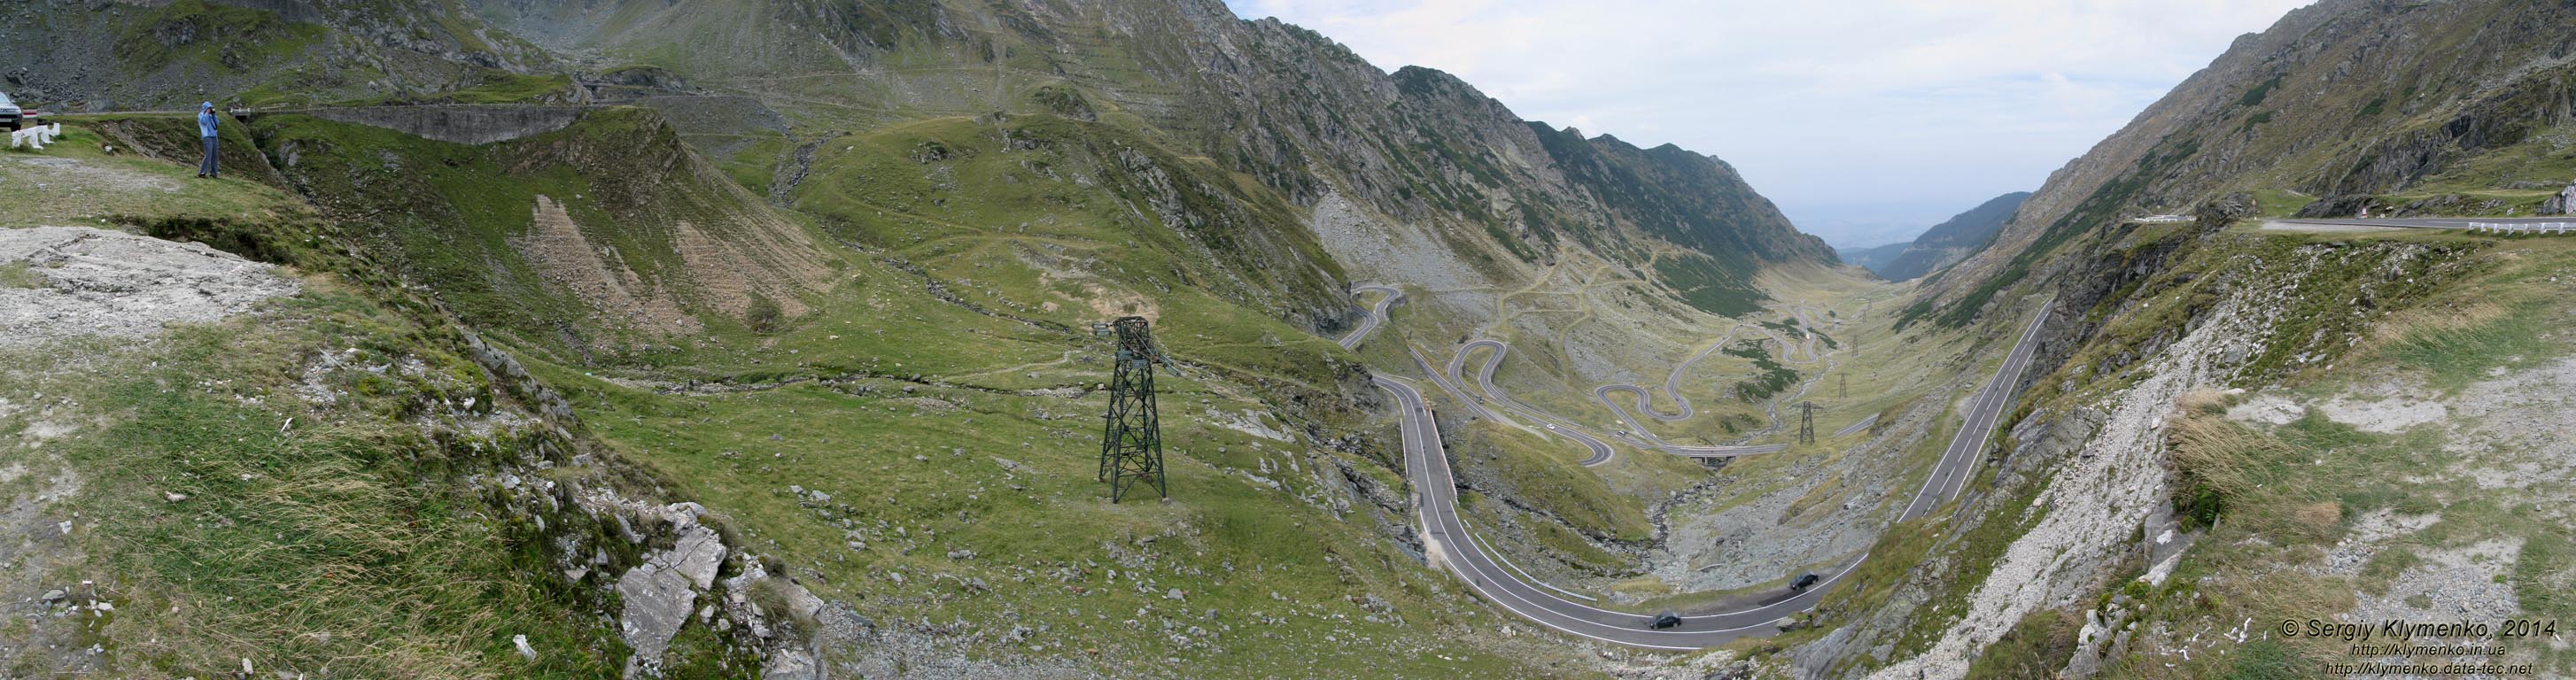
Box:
198, 102, 220, 179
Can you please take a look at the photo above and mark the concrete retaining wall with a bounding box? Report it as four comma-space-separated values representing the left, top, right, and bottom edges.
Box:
199, 0, 328, 25
260, 105, 597, 145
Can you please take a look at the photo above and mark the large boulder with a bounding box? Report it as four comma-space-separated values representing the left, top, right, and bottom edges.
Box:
2192, 192, 2255, 226
2293, 194, 2378, 218
2541, 182, 2576, 215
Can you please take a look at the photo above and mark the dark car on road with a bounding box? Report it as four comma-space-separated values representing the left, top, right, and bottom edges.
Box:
1790, 573, 1821, 592
1648, 612, 1683, 630
0, 91, 22, 131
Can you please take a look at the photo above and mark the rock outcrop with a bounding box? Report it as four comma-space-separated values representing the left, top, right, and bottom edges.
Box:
0, 225, 301, 347
2544, 182, 2576, 215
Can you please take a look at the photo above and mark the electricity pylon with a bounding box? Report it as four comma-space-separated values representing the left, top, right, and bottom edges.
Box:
1796, 401, 1821, 444
1094, 317, 1167, 502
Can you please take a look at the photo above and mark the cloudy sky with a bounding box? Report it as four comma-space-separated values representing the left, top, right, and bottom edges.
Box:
1220, 0, 2316, 248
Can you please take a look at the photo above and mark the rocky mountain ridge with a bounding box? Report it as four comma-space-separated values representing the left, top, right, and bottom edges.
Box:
19, 0, 1838, 328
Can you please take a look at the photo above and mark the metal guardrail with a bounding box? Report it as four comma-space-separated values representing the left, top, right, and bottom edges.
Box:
2464, 221, 2573, 235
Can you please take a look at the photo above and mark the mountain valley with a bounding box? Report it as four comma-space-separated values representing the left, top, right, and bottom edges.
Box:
4, 1, 2575, 679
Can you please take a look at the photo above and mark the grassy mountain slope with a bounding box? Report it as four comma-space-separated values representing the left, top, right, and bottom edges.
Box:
1524, 127, 1836, 315
461, 0, 1836, 320
4, 104, 1608, 677
6, 1, 1916, 677
1837, 242, 1909, 275
2, 117, 763, 676
1912, 0, 2576, 329
251, 108, 834, 359
1797, 1, 2576, 677
4, 0, 574, 109
1868, 191, 2028, 282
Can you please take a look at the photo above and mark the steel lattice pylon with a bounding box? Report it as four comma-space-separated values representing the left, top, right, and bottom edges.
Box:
1796, 401, 1820, 444
1093, 316, 1167, 502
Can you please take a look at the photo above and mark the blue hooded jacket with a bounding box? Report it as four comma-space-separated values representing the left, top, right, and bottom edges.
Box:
198, 103, 218, 138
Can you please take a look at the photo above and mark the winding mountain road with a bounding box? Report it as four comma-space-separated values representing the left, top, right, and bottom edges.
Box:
1339, 285, 1401, 352
1455, 339, 1784, 462
1901, 299, 2052, 520
2263, 216, 2576, 232
1592, 328, 1744, 423
1338, 285, 2057, 648
1456, 311, 1851, 461
1833, 413, 1880, 437
1447, 340, 1626, 466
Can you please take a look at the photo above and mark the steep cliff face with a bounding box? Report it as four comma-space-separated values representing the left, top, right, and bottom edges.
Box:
1913, 0, 2576, 328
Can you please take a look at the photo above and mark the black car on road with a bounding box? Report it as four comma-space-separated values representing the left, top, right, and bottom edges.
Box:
1648, 612, 1683, 630
1790, 573, 1821, 592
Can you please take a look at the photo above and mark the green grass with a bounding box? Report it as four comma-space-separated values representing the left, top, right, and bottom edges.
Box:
409, 70, 575, 104
5, 99, 1609, 676
1652, 252, 1766, 317
113, 0, 325, 75
2385, 300, 2555, 389
2221, 639, 2321, 680
0, 261, 41, 289
1964, 609, 2080, 680
1455, 421, 1652, 542
2, 286, 647, 678
2249, 189, 2314, 218
787, 114, 1346, 336
2078, 236, 2576, 677
2513, 531, 2576, 622
243, 107, 884, 368
1720, 337, 1800, 402
544, 360, 1554, 678
3, 118, 307, 223
2403, 122, 2576, 196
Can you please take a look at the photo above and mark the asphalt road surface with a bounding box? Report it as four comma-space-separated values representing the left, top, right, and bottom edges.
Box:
1338, 286, 2059, 648
1377, 374, 1847, 647
1591, 309, 1842, 456
1339, 284, 1401, 351
1448, 340, 1625, 466
1455, 339, 1786, 462
2264, 217, 2576, 231
1594, 328, 1745, 423
1832, 413, 1879, 437
1898, 298, 2053, 522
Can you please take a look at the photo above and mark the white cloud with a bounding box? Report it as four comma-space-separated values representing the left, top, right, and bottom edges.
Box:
1223, 0, 2315, 245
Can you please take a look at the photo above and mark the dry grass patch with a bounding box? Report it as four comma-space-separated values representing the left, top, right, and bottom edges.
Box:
2166, 395, 2348, 545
